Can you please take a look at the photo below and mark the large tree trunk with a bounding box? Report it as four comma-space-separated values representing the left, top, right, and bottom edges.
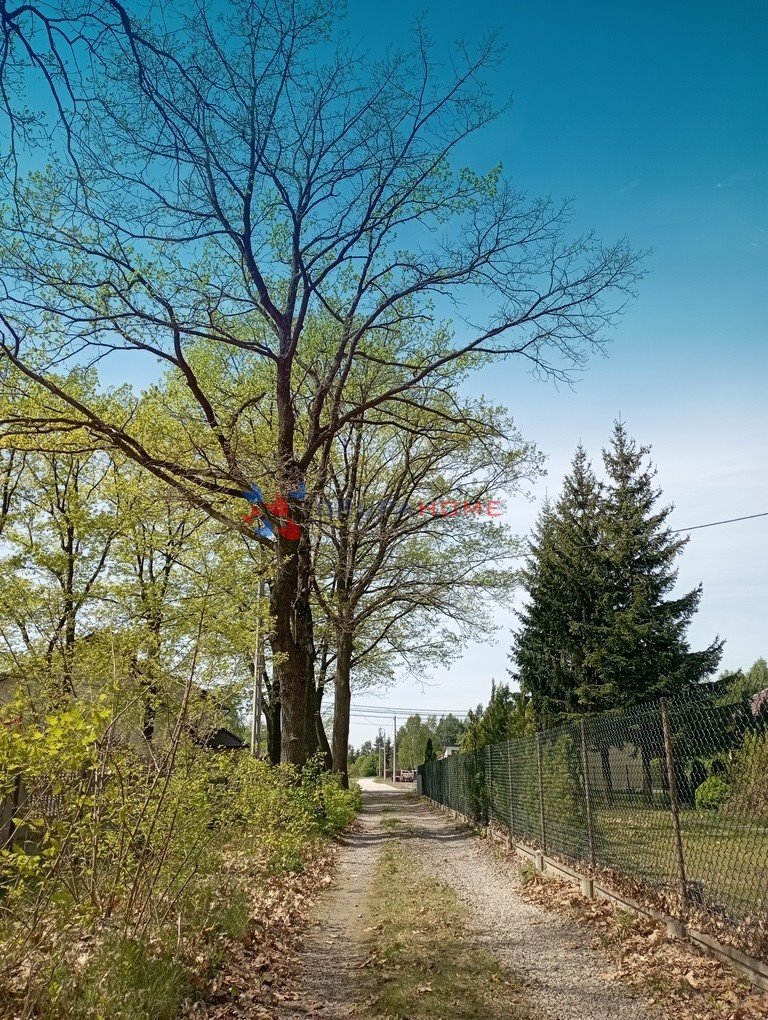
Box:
270, 511, 318, 766
315, 682, 333, 771
331, 629, 353, 788
270, 354, 319, 767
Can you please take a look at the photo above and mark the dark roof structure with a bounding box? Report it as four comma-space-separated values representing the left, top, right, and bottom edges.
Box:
203, 727, 247, 751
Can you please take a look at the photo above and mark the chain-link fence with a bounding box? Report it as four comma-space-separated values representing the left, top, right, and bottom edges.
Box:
420, 691, 768, 944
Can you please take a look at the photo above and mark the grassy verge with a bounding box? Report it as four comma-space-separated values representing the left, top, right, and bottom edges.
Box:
593, 805, 768, 916
361, 831, 532, 1019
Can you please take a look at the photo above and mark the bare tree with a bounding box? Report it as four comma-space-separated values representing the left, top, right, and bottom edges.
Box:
310, 366, 541, 781
0, 0, 643, 763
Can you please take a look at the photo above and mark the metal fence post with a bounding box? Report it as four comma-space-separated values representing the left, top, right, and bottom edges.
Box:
660, 697, 688, 908
506, 741, 516, 837
579, 718, 597, 867
486, 745, 493, 825
536, 732, 547, 854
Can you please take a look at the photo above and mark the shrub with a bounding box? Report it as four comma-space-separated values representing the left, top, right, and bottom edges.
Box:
540, 732, 590, 857
348, 752, 377, 777
0, 691, 362, 1016
319, 773, 363, 833
695, 775, 730, 811
728, 730, 768, 815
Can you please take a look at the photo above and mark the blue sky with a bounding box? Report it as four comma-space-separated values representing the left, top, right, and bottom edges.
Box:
344, 0, 768, 745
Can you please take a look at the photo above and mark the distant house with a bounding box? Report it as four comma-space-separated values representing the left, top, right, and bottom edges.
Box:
441, 745, 461, 758
201, 727, 247, 751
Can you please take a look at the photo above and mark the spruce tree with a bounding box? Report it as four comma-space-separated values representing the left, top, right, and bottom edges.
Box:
513, 425, 722, 723
598, 422, 722, 702
514, 447, 607, 722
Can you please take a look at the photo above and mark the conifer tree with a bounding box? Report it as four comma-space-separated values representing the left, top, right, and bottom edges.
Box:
597, 422, 722, 702
512, 425, 722, 723
513, 447, 607, 722
461, 683, 533, 749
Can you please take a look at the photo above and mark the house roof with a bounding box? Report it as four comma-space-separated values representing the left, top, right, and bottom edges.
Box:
204, 727, 247, 750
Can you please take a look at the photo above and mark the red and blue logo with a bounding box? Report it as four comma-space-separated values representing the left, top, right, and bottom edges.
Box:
242, 480, 306, 541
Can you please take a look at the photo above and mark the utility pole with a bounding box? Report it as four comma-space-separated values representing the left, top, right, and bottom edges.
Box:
250, 547, 266, 756
250, 627, 262, 756
393, 714, 397, 782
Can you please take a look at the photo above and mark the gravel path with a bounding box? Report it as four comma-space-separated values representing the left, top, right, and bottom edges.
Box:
393, 787, 659, 1020
278, 780, 402, 1018
277, 778, 660, 1020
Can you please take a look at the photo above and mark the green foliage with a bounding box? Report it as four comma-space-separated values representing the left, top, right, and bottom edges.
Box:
728, 731, 768, 816
465, 754, 489, 824
541, 734, 582, 824
718, 658, 768, 704
695, 775, 731, 811
429, 714, 467, 754
424, 737, 437, 763
395, 714, 432, 769
318, 771, 363, 833
462, 683, 533, 751
0, 691, 361, 1015
348, 752, 378, 777
513, 447, 606, 722
513, 424, 723, 725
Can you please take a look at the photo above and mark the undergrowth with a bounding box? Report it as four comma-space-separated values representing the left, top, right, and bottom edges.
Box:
0, 693, 361, 1019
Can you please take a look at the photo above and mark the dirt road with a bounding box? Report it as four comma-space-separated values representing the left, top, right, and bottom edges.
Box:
278, 778, 659, 1019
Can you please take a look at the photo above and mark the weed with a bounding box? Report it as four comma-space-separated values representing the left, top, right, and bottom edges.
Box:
362, 839, 533, 1019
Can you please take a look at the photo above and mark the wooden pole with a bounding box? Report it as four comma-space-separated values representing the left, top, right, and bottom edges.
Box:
579, 718, 597, 867
660, 697, 688, 908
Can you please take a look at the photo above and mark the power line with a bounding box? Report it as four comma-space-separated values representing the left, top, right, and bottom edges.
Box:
352, 705, 469, 714
338, 705, 470, 718
670, 511, 768, 534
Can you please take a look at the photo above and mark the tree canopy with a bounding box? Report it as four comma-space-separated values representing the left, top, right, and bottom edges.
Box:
0, 0, 642, 764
